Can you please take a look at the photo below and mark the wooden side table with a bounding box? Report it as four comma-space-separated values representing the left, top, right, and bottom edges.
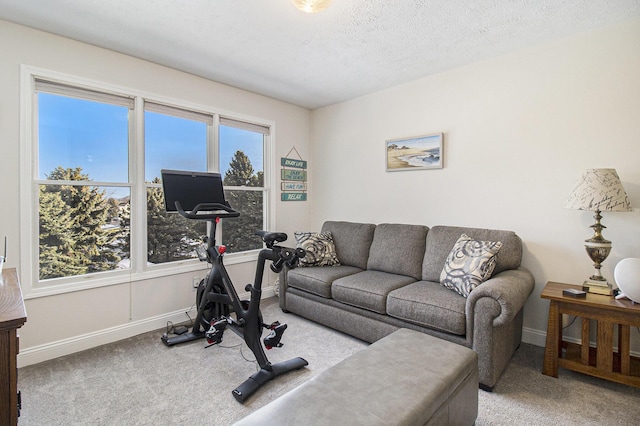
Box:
541, 281, 640, 387
0, 268, 27, 425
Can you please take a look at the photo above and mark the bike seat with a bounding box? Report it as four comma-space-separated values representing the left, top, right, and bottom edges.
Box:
255, 230, 287, 245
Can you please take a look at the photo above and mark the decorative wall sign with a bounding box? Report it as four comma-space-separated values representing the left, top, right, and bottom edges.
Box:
282, 192, 307, 201
281, 158, 307, 169
282, 182, 307, 191
385, 133, 443, 171
281, 169, 307, 181
281, 147, 308, 201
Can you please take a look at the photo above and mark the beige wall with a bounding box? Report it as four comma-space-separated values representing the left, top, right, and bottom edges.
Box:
0, 20, 313, 366
311, 18, 640, 349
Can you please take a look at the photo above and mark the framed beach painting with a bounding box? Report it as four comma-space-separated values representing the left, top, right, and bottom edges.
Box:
385, 133, 443, 171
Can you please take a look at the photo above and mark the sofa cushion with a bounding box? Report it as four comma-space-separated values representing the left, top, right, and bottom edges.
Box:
288, 265, 362, 298
387, 281, 467, 335
440, 234, 502, 297
332, 270, 416, 314
422, 226, 522, 282
294, 231, 340, 267
321, 221, 376, 269
367, 223, 429, 280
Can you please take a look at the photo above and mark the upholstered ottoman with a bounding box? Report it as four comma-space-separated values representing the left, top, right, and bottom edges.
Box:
234, 328, 478, 425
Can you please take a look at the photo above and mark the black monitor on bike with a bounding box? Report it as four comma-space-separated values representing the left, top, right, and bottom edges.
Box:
161, 169, 227, 213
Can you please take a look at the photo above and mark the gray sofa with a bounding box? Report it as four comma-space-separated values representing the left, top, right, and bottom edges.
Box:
279, 220, 535, 390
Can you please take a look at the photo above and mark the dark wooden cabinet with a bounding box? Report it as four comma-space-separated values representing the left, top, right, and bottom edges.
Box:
1, 268, 27, 425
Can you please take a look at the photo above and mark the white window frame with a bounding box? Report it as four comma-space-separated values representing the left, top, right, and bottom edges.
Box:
19, 65, 275, 299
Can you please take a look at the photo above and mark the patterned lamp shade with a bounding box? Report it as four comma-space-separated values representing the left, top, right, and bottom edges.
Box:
564, 168, 631, 212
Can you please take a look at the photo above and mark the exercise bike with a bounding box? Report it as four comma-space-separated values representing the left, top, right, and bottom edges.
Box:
159, 169, 308, 402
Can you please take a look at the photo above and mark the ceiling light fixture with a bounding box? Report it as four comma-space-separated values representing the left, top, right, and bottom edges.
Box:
290, 0, 333, 14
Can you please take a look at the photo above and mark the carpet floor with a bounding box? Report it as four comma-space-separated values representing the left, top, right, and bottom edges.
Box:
17, 298, 640, 425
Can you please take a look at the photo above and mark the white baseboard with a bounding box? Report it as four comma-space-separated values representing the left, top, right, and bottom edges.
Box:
522, 326, 547, 347
18, 287, 275, 368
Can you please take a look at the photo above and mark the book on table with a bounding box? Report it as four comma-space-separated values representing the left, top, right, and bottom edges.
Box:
582, 280, 614, 296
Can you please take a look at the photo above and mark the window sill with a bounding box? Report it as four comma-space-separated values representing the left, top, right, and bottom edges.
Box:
22, 250, 261, 300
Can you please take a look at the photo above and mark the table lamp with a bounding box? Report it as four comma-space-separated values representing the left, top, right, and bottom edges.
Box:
564, 168, 631, 295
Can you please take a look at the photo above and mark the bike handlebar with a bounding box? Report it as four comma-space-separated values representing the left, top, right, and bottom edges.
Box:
175, 201, 240, 220
269, 247, 306, 273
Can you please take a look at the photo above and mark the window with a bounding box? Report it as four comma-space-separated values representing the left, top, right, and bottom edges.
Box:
24, 70, 272, 292
35, 83, 132, 281
219, 118, 269, 253
144, 102, 210, 265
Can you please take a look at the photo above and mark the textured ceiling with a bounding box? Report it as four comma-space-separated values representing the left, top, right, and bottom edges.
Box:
1, 0, 639, 109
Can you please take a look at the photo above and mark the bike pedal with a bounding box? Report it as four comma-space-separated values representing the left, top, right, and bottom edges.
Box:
206, 333, 223, 344
205, 334, 223, 348
266, 321, 281, 330
205, 328, 224, 346
263, 322, 288, 349
205, 318, 227, 346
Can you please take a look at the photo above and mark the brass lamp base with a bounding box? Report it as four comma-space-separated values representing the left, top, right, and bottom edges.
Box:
582, 209, 613, 296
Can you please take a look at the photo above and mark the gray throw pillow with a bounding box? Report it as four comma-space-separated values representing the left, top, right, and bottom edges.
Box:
440, 234, 502, 297
294, 231, 340, 267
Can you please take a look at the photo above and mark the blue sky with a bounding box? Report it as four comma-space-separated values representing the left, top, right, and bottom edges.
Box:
38, 94, 129, 182
38, 93, 264, 194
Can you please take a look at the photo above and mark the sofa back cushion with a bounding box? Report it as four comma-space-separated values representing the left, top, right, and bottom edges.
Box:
367, 223, 429, 280
321, 221, 376, 269
422, 226, 522, 282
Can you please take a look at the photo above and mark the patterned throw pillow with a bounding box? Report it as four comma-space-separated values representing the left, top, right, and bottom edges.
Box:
294, 231, 340, 267
440, 234, 502, 297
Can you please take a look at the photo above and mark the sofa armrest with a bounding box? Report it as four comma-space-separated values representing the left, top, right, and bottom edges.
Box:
466, 267, 535, 328
465, 267, 534, 389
